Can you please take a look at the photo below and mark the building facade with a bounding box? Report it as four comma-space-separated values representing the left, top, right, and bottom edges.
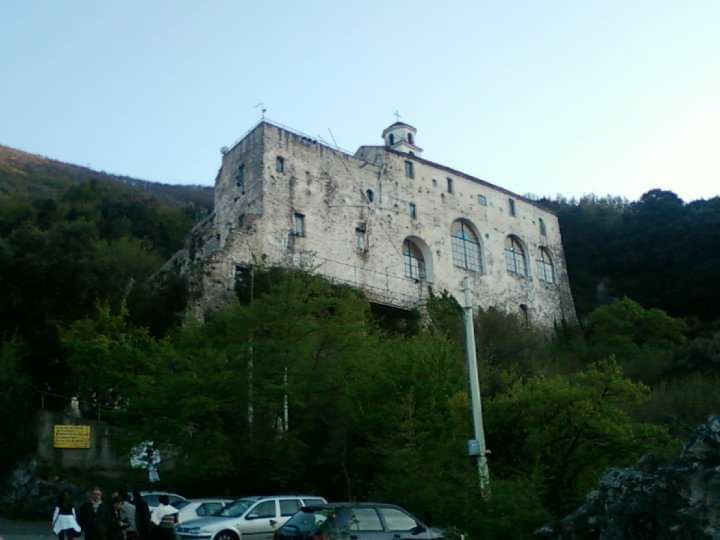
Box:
177, 120, 576, 328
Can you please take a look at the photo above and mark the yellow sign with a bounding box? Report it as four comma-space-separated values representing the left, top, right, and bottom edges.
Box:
53, 425, 91, 449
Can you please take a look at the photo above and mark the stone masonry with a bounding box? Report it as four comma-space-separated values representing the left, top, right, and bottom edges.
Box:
177, 120, 577, 328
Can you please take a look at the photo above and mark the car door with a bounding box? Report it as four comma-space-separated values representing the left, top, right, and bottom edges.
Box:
278, 498, 303, 527
377, 508, 428, 540
345, 507, 393, 540
241, 499, 279, 540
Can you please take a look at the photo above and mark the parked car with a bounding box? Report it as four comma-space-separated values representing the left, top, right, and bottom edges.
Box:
273, 503, 444, 540
139, 490, 187, 511
176, 495, 327, 540
175, 498, 233, 524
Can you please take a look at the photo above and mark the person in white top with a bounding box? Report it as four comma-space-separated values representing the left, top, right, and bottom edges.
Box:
51, 491, 82, 539
150, 495, 178, 539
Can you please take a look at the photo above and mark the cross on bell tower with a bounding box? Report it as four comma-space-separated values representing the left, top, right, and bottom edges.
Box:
381, 116, 423, 156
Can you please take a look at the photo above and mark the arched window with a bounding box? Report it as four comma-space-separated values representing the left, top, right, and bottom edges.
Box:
451, 220, 482, 272
366, 189, 374, 203
537, 247, 555, 283
505, 236, 527, 276
539, 217, 546, 236
389, 133, 395, 145
407, 132, 414, 145
403, 239, 426, 280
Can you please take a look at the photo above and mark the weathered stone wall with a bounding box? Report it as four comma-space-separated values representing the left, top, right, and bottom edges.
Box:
35, 411, 123, 471
188, 121, 577, 328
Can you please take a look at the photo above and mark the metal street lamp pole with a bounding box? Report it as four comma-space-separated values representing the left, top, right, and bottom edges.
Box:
462, 277, 490, 495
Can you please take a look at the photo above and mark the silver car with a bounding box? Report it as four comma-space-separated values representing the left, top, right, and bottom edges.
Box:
176, 495, 327, 540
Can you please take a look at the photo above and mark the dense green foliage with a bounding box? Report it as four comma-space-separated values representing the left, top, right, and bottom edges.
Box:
58, 275, 685, 538
1, 162, 719, 537
0, 181, 195, 391
543, 190, 720, 323
0, 341, 35, 475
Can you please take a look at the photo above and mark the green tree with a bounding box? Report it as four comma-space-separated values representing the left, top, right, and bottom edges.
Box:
62, 303, 168, 406
0, 341, 35, 475
485, 359, 673, 514
587, 298, 686, 383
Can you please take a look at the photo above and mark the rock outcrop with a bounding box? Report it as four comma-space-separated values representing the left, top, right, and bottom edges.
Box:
537, 415, 720, 539
0, 459, 85, 518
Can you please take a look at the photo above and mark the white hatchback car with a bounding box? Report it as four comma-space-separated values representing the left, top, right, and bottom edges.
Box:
176, 495, 327, 540
175, 498, 233, 524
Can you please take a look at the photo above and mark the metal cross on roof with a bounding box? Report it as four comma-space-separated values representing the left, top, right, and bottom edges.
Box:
394, 110, 401, 122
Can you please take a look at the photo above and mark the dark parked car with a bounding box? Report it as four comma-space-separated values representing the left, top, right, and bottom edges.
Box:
274, 503, 443, 540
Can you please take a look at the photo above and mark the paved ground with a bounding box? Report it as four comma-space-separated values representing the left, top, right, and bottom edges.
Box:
0, 518, 55, 540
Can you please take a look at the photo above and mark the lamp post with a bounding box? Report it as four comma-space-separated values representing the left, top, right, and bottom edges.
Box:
462, 277, 490, 495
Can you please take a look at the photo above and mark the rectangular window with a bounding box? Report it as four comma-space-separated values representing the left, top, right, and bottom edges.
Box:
279, 499, 302, 517
378, 508, 419, 532
250, 500, 276, 519
447, 177, 454, 194
348, 508, 384, 532
293, 212, 305, 236
236, 164, 245, 191
408, 202, 417, 219
276, 156, 285, 173
355, 223, 366, 251
404, 160, 414, 178
478, 194, 487, 206
508, 198, 516, 216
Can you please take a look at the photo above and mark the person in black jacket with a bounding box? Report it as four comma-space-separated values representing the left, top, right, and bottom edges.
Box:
105, 496, 129, 540
76, 487, 107, 540
132, 490, 151, 540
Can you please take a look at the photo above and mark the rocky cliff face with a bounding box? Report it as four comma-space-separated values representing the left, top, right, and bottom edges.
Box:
537, 416, 720, 539
0, 459, 85, 517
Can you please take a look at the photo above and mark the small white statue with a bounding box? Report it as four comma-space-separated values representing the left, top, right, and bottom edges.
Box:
69, 396, 81, 418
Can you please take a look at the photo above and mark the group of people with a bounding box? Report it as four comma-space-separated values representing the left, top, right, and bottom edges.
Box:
51, 487, 179, 540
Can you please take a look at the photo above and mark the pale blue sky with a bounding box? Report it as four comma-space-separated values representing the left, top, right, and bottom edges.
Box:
2, 1, 719, 202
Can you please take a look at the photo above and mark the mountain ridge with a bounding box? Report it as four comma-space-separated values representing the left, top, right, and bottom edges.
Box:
0, 143, 214, 210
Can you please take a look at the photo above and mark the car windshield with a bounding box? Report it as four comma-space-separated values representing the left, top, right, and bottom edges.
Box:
216, 499, 256, 517
173, 500, 190, 510
283, 508, 336, 533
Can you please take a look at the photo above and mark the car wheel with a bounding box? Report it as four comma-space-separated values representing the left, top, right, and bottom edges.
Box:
215, 531, 239, 540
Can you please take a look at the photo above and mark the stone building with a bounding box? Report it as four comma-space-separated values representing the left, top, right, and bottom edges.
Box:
177, 119, 576, 328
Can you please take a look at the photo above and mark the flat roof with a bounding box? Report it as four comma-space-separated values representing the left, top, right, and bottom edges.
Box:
227, 120, 554, 215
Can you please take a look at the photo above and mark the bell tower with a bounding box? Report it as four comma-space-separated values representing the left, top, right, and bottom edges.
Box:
382, 121, 423, 155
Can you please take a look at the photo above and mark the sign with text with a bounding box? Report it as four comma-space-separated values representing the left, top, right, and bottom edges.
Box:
53, 425, 91, 449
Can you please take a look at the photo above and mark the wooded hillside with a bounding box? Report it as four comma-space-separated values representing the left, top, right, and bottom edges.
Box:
0, 144, 214, 210
1, 148, 719, 538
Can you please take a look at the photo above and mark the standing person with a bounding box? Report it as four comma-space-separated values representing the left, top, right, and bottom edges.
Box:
132, 490, 151, 540
51, 490, 82, 539
105, 496, 129, 540
118, 489, 137, 540
150, 495, 178, 540
77, 487, 107, 540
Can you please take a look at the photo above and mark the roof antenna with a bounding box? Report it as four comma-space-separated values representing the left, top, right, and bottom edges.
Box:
255, 102, 267, 120
328, 128, 340, 150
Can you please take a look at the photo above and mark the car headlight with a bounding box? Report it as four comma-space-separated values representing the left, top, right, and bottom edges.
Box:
185, 527, 202, 534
